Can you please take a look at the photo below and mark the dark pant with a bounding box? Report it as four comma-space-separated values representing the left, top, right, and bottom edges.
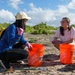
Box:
0, 43, 28, 69
12, 43, 26, 49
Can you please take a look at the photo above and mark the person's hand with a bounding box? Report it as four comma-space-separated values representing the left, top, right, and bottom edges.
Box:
26, 42, 32, 49
17, 27, 24, 36
52, 39, 57, 44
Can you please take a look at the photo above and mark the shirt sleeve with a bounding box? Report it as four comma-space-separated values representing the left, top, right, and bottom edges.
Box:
20, 33, 27, 44
70, 27, 75, 39
54, 28, 60, 38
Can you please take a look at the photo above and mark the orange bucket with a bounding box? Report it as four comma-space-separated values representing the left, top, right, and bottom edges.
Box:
60, 44, 74, 64
28, 44, 44, 67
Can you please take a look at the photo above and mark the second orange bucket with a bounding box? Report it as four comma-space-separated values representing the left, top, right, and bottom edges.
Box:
28, 44, 44, 67
60, 44, 74, 64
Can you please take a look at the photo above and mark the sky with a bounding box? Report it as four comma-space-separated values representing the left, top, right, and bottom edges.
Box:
0, 0, 75, 27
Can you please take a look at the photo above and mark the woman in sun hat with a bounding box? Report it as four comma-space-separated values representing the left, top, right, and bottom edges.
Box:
52, 17, 75, 50
0, 11, 32, 69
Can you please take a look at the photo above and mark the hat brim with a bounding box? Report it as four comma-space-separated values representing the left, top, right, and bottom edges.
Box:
15, 16, 31, 20
25, 17, 31, 20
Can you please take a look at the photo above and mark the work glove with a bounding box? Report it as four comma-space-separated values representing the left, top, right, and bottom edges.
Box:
26, 42, 32, 49
52, 39, 57, 44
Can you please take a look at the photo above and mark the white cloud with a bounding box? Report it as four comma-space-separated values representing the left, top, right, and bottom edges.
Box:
1, 1, 75, 27
68, 0, 75, 9
29, 3, 34, 8
57, 5, 68, 14
25, 3, 57, 26
25, 3, 75, 26
8, 0, 23, 10
0, 9, 15, 23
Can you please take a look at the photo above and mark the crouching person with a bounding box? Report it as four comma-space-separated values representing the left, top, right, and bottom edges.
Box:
52, 17, 75, 50
0, 12, 32, 69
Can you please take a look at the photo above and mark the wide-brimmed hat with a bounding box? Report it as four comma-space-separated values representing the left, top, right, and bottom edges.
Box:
15, 12, 31, 20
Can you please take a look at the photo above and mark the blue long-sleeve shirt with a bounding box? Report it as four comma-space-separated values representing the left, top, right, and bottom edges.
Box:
0, 24, 27, 52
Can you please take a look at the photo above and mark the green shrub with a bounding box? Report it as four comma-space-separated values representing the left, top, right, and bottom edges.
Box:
25, 25, 34, 33
0, 22, 58, 35
0, 22, 10, 30
31, 22, 57, 35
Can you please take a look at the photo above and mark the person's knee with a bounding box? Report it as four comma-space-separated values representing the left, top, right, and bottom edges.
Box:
53, 42, 60, 50
21, 44, 26, 49
52, 42, 57, 46
23, 50, 28, 58
54, 43, 57, 46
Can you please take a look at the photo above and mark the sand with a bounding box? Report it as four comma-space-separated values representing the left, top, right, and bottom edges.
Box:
0, 33, 75, 75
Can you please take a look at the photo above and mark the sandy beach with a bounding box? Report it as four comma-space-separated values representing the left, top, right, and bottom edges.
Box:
0, 33, 75, 75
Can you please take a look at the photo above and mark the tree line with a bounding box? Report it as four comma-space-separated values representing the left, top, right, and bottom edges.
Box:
0, 22, 75, 35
